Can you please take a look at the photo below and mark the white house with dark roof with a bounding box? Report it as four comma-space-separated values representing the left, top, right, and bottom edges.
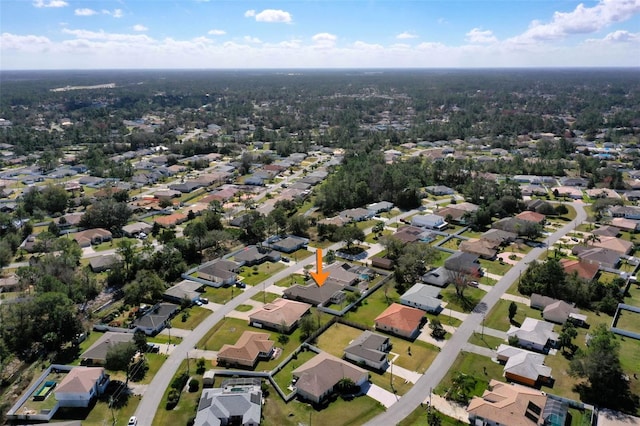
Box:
195, 379, 262, 426
400, 283, 442, 313
507, 318, 559, 353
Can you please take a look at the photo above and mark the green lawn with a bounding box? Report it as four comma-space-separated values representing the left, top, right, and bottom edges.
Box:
152, 360, 201, 426
251, 291, 281, 304
198, 317, 252, 351
262, 384, 385, 426
344, 285, 401, 327
148, 334, 182, 345
479, 258, 512, 276
435, 352, 504, 398
440, 287, 487, 313
235, 304, 254, 312
440, 238, 462, 251
79, 396, 140, 426
568, 407, 593, 426
365, 230, 392, 244
467, 333, 504, 350
368, 369, 414, 396
316, 323, 362, 358
274, 274, 307, 288
201, 285, 235, 304
389, 338, 439, 373
170, 306, 211, 330
483, 298, 544, 332
238, 262, 286, 286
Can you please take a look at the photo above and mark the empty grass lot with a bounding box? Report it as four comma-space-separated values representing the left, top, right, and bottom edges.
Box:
262, 387, 384, 426
170, 306, 211, 330
200, 285, 235, 304
479, 258, 512, 276
440, 286, 487, 313
483, 299, 544, 332
344, 285, 401, 327
274, 274, 307, 288
435, 352, 503, 398
467, 333, 504, 350
238, 262, 286, 286
251, 291, 280, 304
615, 308, 640, 334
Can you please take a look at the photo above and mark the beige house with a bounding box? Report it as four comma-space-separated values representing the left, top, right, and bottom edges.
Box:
217, 331, 274, 368
54, 367, 110, 408
249, 298, 311, 333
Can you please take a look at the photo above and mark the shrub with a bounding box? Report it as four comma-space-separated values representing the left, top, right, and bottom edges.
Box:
171, 372, 189, 390
166, 389, 180, 409
188, 378, 199, 392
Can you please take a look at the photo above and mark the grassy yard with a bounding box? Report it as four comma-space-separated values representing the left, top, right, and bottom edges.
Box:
483, 298, 544, 332
289, 248, 314, 262
479, 258, 512, 276
262, 385, 385, 426
238, 262, 286, 286
467, 333, 504, 350
77, 396, 139, 426
365, 230, 392, 244
344, 285, 401, 327
152, 360, 201, 426
440, 238, 462, 251
201, 285, 235, 304
170, 306, 211, 330
198, 317, 253, 351
388, 338, 439, 373
235, 304, 254, 312
440, 286, 487, 313
251, 291, 281, 304
148, 334, 182, 345
316, 323, 362, 358
275, 274, 307, 288
435, 352, 504, 398
431, 251, 452, 267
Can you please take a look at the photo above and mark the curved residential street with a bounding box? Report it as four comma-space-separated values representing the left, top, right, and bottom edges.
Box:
364, 202, 587, 426
134, 201, 585, 425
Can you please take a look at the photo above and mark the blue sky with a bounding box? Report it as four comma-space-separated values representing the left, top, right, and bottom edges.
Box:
1, 0, 639, 69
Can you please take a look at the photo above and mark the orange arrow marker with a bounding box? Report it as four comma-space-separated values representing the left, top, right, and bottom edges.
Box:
310, 249, 329, 287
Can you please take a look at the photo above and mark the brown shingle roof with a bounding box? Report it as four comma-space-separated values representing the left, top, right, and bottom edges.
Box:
217, 331, 274, 365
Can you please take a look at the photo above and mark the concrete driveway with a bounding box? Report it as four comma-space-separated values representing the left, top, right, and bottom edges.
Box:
362, 382, 399, 408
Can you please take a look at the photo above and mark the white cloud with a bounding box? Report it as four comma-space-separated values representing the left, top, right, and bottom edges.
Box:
62, 28, 154, 44
587, 30, 640, 43
466, 28, 498, 44
248, 9, 292, 23
437, 18, 449, 25
243, 36, 262, 44
353, 41, 383, 50
75, 8, 97, 16
133, 24, 148, 32
312, 32, 337, 48
396, 32, 418, 40
102, 8, 124, 18
510, 0, 640, 44
33, 0, 68, 8
208, 29, 226, 36
1, 33, 52, 51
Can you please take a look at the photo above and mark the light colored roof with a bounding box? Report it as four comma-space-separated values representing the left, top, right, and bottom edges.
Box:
467, 379, 548, 426
592, 236, 633, 254
293, 352, 367, 399
249, 298, 311, 328
164, 280, 203, 301
559, 259, 599, 280
56, 367, 104, 394
598, 409, 640, 426
400, 283, 442, 311
374, 303, 424, 333
459, 238, 498, 257
497, 345, 551, 381
507, 317, 559, 347
217, 331, 274, 364
515, 211, 545, 223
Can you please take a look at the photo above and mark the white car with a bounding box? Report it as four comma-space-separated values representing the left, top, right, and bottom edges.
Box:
128, 416, 138, 426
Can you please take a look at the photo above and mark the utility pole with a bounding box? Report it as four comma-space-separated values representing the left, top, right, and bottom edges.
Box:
482, 315, 485, 338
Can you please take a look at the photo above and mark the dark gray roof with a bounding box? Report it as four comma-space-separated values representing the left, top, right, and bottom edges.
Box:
81, 332, 133, 361
344, 330, 389, 364
283, 281, 343, 305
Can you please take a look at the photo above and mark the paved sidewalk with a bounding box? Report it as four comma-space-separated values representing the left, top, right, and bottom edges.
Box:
462, 343, 497, 358
440, 305, 469, 322
500, 293, 530, 305
484, 272, 503, 281
363, 382, 399, 408
474, 326, 507, 340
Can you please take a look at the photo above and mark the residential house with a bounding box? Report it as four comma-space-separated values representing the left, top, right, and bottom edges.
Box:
163, 280, 204, 305
169, 181, 203, 193
323, 262, 361, 287
609, 205, 640, 220
293, 352, 368, 404
610, 218, 640, 232
591, 225, 620, 237
481, 229, 518, 246
491, 217, 531, 235
366, 201, 394, 215
392, 225, 437, 244
89, 254, 119, 273
515, 211, 546, 225
521, 185, 548, 197
249, 298, 311, 333
559, 259, 599, 281
216, 331, 274, 368
343, 331, 391, 370
572, 246, 620, 269
73, 228, 112, 247
530, 294, 586, 325
467, 379, 567, 426
199, 259, 240, 286
54, 367, 110, 408
591, 236, 633, 254
459, 239, 498, 259
268, 235, 309, 253
507, 318, 559, 353
411, 214, 448, 230
371, 257, 394, 270
132, 303, 179, 335
585, 188, 621, 199
122, 221, 153, 237
339, 208, 373, 222
55, 212, 84, 228
421, 267, 450, 287
374, 303, 425, 339
400, 283, 442, 313
234, 245, 281, 266
560, 177, 589, 187
425, 185, 454, 196
283, 281, 345, 306
81, 332, 134, 365
445, 252, 482, 277
552, 186, 584, 199
154, 212, 188, 228
0, 274, 19, 293
194, 379, 262, 426
496, 344, 552, 387
624, 190, 640, 201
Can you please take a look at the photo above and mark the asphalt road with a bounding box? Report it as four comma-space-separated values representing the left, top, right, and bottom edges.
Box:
363, 202, 587, 426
